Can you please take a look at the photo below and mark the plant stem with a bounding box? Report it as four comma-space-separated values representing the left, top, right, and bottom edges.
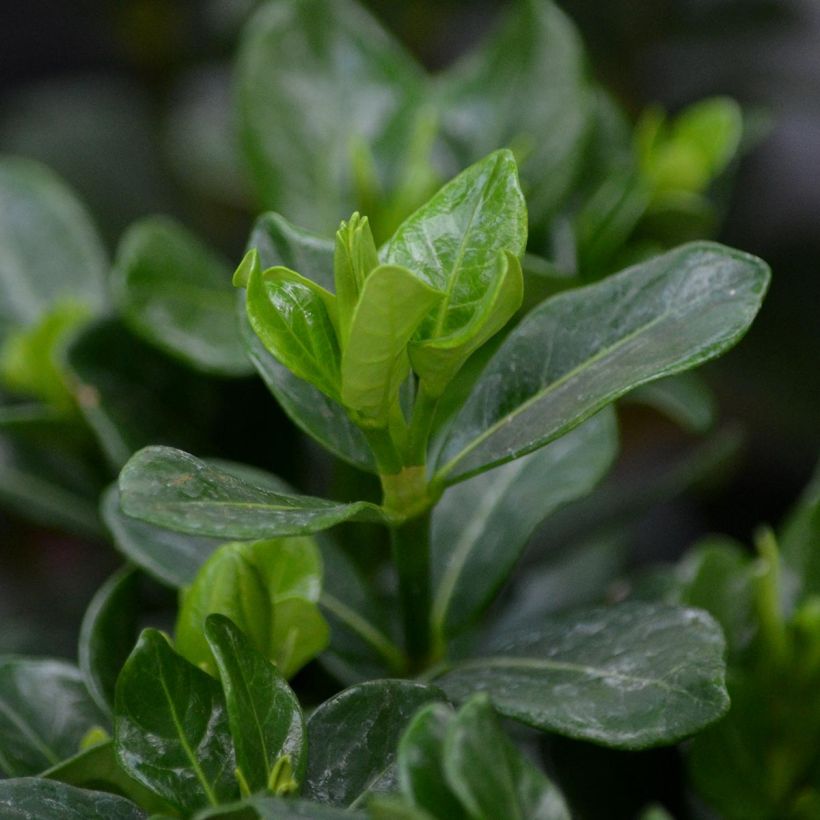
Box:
362, 426, 403, 475
755, 526, 789, 666
406, 380, 439, 466
390, 510, 432, 666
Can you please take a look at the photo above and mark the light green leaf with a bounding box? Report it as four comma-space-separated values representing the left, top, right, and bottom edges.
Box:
118, 446, 386, 539
112, 216, 251, 376
436, 241, 769, 483
114, 629, 237, 811
205, 615, 306, 794
334, 212, 379, 347
435, 603, 729, 749
194, 796, 367, 819
0, 778, 146, 820
431, 408, 617, 640
342, 264, 442, 425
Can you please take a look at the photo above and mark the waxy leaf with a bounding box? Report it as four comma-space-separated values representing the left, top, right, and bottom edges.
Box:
0, 658, 106, 776
431, 408, 617, 640
438, 0, 591, 225
112, 216, 251, 376
342, 264, 442, 424
443, 696, 570, 820
384, 150, 527, 394
237, 0, 424, 233
242, 214, 375, 471
0, 778, 146, 820
437, 242, 770, 483
303, 680, 446, 808
79, 567, 141, 714
205, 615, 306, 793
119, 446, 385, 539
0, 157, 107, 340
115, 629, 237, 811
436, 603, 729, 749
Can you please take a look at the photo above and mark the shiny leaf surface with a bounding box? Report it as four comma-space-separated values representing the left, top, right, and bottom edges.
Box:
0, 778, 145, 820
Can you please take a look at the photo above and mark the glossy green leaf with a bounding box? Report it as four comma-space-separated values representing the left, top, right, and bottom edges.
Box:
0, 157, 107, 340
239, 252, 342, 401
42, 739, 174, 814
431, 408, 617, 640
438, 0, 592, 225
443, 695, 570, 820
205, 615, 306, 794
303, 680, 445, 808
118, 446, 385, 539
195, 796, 367, 819
241, 214, 375, 471
112, 216, 251, 376
436, 241, 769, 483
114, 629, 237, 811
435, 602, 729, 749
397, 703, 467, 820
342, 264, 442, 424
0, 778, 146, 820
79, 567, 141, 714
628, 372, 716, 433
0, 658, 106, 776
384, 150, 527, 394
237, 0, 424, 234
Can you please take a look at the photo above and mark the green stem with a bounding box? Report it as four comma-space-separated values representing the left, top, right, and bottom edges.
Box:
390, 511, 432, 666
755, 526, 789, 666
406, 380, 439, 466
362, 426, 403, 475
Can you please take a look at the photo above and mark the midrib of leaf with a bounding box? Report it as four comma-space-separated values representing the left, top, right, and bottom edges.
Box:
320, 592, 405, 673
437, 308, 669, 480
0, 698, 61, 769
431, 460, 526, 634
347, 761, 395, 810
155, 650, 219, 807
226, 655, 273, 777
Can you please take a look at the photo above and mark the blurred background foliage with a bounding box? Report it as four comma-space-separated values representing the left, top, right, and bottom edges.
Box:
0, 0, 817, 681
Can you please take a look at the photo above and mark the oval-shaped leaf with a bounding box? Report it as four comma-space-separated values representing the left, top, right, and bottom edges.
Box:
0, 778, 146, 820
114, 629, 237, 812
205, 615, 306, 794
436, 241, 769, 483
0, 157, 107, 340
303, 680, 446, 808
431, 408, 617, 640
118, 445, 385, 539
112, 216, 251, 376
435, 602, 729, 749
0, 658, 106, 777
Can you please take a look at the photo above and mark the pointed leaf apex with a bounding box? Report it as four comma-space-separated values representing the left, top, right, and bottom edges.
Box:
233, 248, 260, 288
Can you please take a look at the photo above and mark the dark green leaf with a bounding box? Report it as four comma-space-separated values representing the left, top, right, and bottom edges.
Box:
436, 242, 769, 483
781, 459, 820, 604
431, 408, 617, 640
368, 796, 436, 819
443, 695, 570, 820
237, 0, 424, 234
0, 157, 107, 340
0, 658, 106, 776
303, 680, 445, 808
194, 796, 367, 819
119, 446, 385, 539
79, 567, 141, 714
435, 602, 729, 749
205, 615, 306, 794
439, 0, 592, 225
114, 629, 237, 812
0, 778, 145, 820
112, 216, 251, 376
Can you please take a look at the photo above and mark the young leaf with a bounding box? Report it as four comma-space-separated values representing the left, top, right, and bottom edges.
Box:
384, 150, 527, 394
79, 566, 141, 715
114, 629, 237, 811
334, 212, 379, 346
118, 446, 386, 539
431, 408, 617, 640
0, 157, 107, 341
435, 602, 729, 749
341, 264, 442, 425
0, 658, 106, 776
443, 695, 570, 820
436, 241, 770, 483
205, 615, 306, 794
237, 0, 424, 233
438, 0, 592, 225
0, 778, 146, 820
303, 680, 445, 808
240, 214, 375, 472
112, 216, 252, 376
